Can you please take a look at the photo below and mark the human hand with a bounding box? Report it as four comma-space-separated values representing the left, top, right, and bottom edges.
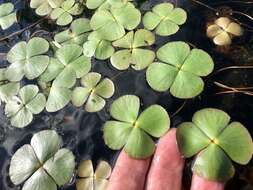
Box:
106, 128, 224, 190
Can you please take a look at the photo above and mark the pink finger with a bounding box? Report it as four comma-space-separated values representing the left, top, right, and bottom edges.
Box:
191, 174, 225, 190
145, 128, 185, 190
107, 150, 151, 190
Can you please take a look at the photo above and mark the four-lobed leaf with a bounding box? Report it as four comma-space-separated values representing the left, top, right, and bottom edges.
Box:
103, 95, 170, 158
30, 0, 63, 16
111, 29, 155, 70
76, 160, 112, 190
54, 18, 92, 46
0, 3, 16, 30
50, 0, 84, 26
6, 37, 50, 82
86, 0, 132, 10
90, 2, 141, 41
40, 44, 91, 112
143, 3, 187, 36
72, 72, 115, 112
146, 41, 214, 99
176, 108, 253, 181
5, 85, 46, 128
9, 130, 75, 190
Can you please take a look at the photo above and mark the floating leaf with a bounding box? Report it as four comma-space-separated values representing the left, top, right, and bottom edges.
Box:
76, 160, 111, 190
50, 0, 84, 26
90, 2, 141, 41
54, 18, 92, 46
207, 17, 243, 46
176, 108, 253, 181
9, 130, 75, 190
83, 32, 115, 60
110, 29, 155, 70
72, 72, 115, 112
5, 85, 46, 128
143, 3, 187, 36
5, 37, 50, 82
30, 0, 63, 16
86, 0, 132, 10
0, 3, 16, 30
146, 41, 214, 99
39, 44, 91, 112
103, 95, 170, 158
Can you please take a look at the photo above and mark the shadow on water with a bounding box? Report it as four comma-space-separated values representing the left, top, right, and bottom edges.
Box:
0, 0, 253, 189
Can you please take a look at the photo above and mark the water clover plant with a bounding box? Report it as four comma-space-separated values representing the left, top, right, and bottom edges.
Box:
207, 17, 243, 46
72, 72, 115, 113
54, 18, 91, 46
0, 68, 20, 104
176, 108, 253, 181
86, 0, 131, 10
143, 3, 187, 36
9, 130, 75, 190
5, 85, 46, 128
90, 2, 141, 41
30, 0, 63, 16
146, 41, 214, 99
76, 160, 111, 190
110, 29, 155, 70
0, 3, 16, 30
103, 95, 170, 158
5, 37, 50, 82
83, 32, 115, 60
40, 44, 91, 112
50, 0, 84, 26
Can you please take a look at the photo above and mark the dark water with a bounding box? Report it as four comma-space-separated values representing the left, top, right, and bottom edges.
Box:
0, 0, 253, 189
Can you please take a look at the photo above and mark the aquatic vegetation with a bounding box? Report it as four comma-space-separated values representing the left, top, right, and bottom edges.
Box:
54, 18, 92, 46
146, 41, 214, 99
72, 72, 115, 113
9, 130, 75, 190
76, 160, 111, 190
176, 108, 253, 181
86, 0, 131, 10
0, 3, 16, 30
5, 85, 46, 128
143, 3, 187, 36
50, 0, 84, 26
207, 17, 243, 46
0, 69, 20, 104
90, 2, 141, 41
30, 0, 63, 16
83, 32, 115, 60
103, 95, 170, 158
40, 44, 91, 112
110, 29, 155, 70
5, 37, 50, 82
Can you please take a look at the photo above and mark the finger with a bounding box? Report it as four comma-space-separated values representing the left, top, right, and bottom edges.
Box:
145, 128, 185, 190
107, 150, 151, 190
190, 174, 225, 190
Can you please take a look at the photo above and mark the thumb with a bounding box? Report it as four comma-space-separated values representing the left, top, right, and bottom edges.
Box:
191, 174, 225, 190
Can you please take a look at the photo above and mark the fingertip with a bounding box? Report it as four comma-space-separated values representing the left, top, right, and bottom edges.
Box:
190, 174, 225, 190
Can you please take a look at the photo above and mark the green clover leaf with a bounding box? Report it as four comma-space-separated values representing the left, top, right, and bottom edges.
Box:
39, 44, 91, 112
72, 72, 115, 113
0, 68, 20, 104
176, 108, 253, 181
50, 0, 84, 26
103, 95, 170, 158
143, 3, 187, 36
5, 85, 46, 128
83, 32, 115, 60
76, 160, 112, 190
30, 0, 63, 16
54, 18, 92, 46
90, 2, 141, 41
110, 29, 156, 70
146, 41, 214, 99
0, 3, 16, 30
9, 130, 75, 190
5, 37, 50, 82
86, 0, 132, 10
